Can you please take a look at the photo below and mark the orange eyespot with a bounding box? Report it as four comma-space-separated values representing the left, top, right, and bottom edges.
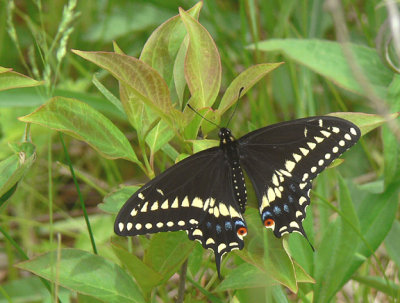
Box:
264, 218, 275, 228
237, 226, 247, 236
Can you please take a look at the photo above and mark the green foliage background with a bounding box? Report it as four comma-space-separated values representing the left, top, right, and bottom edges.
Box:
0, 0, 399, 302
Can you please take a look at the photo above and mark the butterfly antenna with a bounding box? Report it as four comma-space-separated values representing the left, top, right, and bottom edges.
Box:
226, 87, 245, 128
187, 104, 220, 128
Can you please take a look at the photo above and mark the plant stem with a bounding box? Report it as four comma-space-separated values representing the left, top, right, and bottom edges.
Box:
177, 259, 188, 303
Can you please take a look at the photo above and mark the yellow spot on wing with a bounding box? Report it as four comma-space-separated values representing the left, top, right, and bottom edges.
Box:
161, 199, 169, 209
151, 202, 158, 211
171, 197, 179, 208
229, 205, 241, 218
193, 229, 202, 236
293, 153, 302, 162
218, 243, 227, 253
307, 142, 316, 150
181, 196, 189, 207
300, 148, 309, 156
267, 187, 276, 202
206, 238, 215, 245
141, 202, 148, 212
192, 197, 203, 208
285, 160, 296, 172
299, 196, 307, 205
219, 203, 229, 216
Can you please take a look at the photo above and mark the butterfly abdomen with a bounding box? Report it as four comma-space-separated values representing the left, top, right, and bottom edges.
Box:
219, 128, 247, 213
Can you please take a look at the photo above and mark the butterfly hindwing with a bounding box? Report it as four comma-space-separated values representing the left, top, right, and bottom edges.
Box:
239, 116, 360, 238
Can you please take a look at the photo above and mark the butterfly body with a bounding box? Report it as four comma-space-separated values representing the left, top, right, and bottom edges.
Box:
115, 116, 360, 276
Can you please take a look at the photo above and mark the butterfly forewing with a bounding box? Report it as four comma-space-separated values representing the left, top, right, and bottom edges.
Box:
114, 144, 247, 275
239, 116, 360, 238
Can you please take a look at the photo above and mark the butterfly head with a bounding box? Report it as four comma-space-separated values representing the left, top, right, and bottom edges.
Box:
219, 128, 235, 145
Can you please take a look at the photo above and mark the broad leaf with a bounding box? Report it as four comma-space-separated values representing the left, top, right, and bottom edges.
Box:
250, 39, 392, 99
72, 50, 181, 126
219, 63, 284, 114
313, 175, 360, 302
143, 232, 194, 282
328, 112, 399, 135
19, 97, 138, 163
189, 139, 218, 153
112, 244, 164, 298
0, 276, 70, 303
113, 43, 175, 154
0, 66, 12, 73
384, 220, 400, 272
140, 2, 202, 96
16, 249, 145, 303
99, 186, 139, 214
180, 8, 221, 108
0, 70, 42, 91
216, 263, 271, 291
0, 142, 36, 202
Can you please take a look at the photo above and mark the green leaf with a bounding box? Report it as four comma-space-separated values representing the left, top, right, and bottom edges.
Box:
352, 275, 400, 298
216, 263, 271, 291
140, 2, 202, 96
355, 178, 400, 260
112, 244, 164, 297
0, 70, 43, 91
189, 139, 218, 153
99, 186, 139, 214
0, 66, 12, 73
313, 175, 360, 302
19, 96, 139, 163
72, 50, 180, 126
239, 208, 299, 292
16, 249, 145, 303
144, 232, 194, 282
328, 112, 399, 136
180, 8, 221, 108
383, 75, 400, 185
113, 39, 177, 153
250, 39, 392, 99
264, 233, 297, 293
292, 260, 314, 284
174, 37, 189, 107
315, 176, 400, 302
218, 63, 284, 114
384, 220, 400, 270
0, 276, 71, 303
145, 120, 175, 155
0, 142, 36, 201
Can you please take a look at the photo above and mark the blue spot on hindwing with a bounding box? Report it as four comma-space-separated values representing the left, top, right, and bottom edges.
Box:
262, 211, 273, 221
225, 221, 232, 230
273, 206, 281, 215
234, 220, 245, 227
284, 204, 289, 213
206, 222, 212, 229
290, 184, 296, 192
288, 195, 294, 203
216, 224, 222, 233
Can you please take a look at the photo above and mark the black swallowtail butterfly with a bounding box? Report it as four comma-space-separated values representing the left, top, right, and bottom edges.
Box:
115, 116, 360, 276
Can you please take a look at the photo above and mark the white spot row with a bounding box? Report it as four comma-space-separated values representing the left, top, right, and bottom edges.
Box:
118, 218, 200, 232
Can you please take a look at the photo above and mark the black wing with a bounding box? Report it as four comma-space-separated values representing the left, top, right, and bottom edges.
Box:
238, 116, 360, 239
114, 147, 247, 276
